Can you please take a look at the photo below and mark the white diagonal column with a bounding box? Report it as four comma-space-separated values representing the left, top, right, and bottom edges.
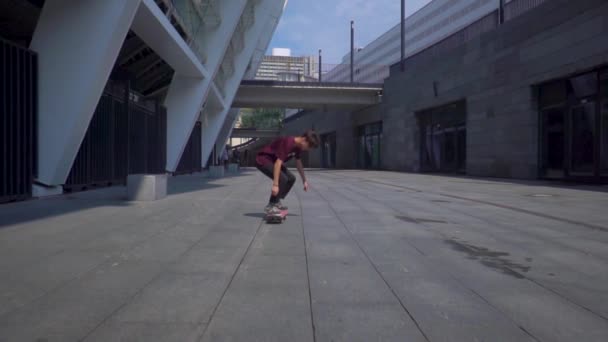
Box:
201, 0, 287, 165
162, 0, 248, 172
30, 0, 142, 187
214, 1, 286, 150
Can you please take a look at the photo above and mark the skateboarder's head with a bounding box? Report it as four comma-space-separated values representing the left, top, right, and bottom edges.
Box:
297, 130, 320, 151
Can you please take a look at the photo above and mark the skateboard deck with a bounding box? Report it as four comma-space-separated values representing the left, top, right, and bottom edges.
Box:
265, 210, 288, 224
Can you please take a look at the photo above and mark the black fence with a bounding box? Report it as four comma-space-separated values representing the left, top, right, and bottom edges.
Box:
65, 91, 129, 190
128, 100, 167, 175
0, 39, 37, 204
175, 121, 202, 174
65, 83, 167, 192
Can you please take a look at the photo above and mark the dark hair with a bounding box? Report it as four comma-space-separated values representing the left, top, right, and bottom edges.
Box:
302, 130, 320, 149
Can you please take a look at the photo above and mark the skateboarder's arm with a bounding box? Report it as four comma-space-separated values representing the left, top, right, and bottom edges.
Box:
296, 159, 306, 183
296, 159, 309, 191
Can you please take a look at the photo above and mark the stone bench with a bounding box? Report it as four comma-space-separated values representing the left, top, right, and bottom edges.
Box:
127, 174, 167, 201
209, 165, 225, 178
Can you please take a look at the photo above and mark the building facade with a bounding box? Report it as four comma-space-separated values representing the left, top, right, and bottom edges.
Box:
255, 51, 318, 81
324, 0, 546, 84
281, 0, 608, 183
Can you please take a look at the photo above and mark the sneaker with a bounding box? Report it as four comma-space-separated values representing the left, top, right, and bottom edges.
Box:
275, 201, 288, 211
264, 203, 275, 213
266, 205, 282, 216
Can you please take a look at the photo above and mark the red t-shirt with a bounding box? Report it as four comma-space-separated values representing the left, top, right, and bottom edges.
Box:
256, 137, 302, 166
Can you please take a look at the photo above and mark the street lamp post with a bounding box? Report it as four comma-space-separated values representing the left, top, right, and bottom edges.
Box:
319, 49, 322, 83
350, 20, 354, 83
401, 0, 405, 72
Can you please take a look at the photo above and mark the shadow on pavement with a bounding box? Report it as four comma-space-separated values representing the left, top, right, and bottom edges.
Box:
0, 171, 253, 229
244, 213, 300, 219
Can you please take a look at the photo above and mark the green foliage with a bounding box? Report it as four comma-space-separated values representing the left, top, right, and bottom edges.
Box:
239, 108, 285, 129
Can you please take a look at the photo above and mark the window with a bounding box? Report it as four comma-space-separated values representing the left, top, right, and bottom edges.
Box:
538, 68, 608, 181
418, 101, 466, 173
357, 122, 383, 169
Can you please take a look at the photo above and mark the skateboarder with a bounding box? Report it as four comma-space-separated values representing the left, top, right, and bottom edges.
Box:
256, 130, 320, 215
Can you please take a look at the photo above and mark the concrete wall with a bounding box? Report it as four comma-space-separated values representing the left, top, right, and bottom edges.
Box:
282, 110, 356, 169
283, 0, 608, 179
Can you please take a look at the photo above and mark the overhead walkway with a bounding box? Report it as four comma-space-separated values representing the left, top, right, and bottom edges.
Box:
231, 128, 280, 138
233, 80, 384, 110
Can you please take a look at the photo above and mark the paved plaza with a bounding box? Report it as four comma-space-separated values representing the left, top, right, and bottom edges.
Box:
0, 169, 607, 341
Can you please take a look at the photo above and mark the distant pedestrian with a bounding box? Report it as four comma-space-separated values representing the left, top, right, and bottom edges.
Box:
221, 146, 229, 169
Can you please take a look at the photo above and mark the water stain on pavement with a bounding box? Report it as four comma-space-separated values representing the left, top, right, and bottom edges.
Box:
444, 239, 531, 279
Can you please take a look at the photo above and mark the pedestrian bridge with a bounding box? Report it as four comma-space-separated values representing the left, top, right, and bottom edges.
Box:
233, 80, 383, 110
231, 128, 280, 139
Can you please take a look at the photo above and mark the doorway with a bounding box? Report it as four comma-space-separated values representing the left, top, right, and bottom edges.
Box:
321, 132, 337, 168
539, 69, 608, 182
418, 101, 467, 174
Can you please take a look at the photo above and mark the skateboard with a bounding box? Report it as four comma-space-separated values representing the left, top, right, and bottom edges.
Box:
265, 209, 288, 224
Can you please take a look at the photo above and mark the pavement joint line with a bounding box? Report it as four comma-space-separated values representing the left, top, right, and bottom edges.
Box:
310, 184, 431, 342
77, 183, 249, 341
346, 174, 608, 264
197, 215, 266, 342
316, 177, 547, 341
0, 203, 185, 320
296, 189, 317, 342
320, 171, 608, 233
325, 175, 608, 324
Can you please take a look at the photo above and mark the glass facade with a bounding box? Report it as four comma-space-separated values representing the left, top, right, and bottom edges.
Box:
321, 132, 337, 169
418, 101, 467, 174
357, 122, 383, 169
539, 68, 608, 182
602, 70, 608, 174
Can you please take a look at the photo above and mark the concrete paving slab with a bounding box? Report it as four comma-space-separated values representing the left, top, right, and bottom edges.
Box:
84, 322, 206, 342
0, 170, 607, 341
114, 273, 230, 324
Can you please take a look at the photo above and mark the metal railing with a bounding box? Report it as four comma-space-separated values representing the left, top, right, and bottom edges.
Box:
247, 61, 390, 85
128, 99, 167, 175
391, 0, 552, 73
391, 11, 499, 74
0, 39, 37, 204
65, 83, 167, 192
65, 92, 129, 190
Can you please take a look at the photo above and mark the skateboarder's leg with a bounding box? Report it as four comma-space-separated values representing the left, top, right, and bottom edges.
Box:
279, 166, 296, 200
257, 163, 293, 207
256, 163, 280, 205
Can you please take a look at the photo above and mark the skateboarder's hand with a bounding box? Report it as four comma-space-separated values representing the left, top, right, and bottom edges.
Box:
303, 181, 309, 192
272, 185, 280, 196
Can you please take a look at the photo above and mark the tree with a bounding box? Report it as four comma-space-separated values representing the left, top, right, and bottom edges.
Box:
239, 108, 285, 129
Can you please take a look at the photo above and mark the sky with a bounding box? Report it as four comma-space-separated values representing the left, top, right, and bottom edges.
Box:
269, 0, 433, 64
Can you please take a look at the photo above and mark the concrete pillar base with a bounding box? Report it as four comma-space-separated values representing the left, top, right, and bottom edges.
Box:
127, 174, 168, 201
209, 166, 225, 178
32, 184, 63, 198
228, 163, 240, 173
